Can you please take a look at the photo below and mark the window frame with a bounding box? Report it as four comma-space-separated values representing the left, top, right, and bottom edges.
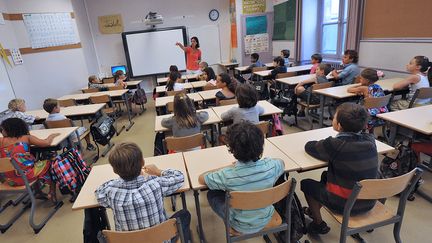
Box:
319, 0, 349, 60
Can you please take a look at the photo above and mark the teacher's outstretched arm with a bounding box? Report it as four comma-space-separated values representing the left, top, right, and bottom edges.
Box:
175, 42, 186, 52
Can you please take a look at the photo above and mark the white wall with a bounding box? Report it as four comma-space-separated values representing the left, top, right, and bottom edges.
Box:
359, 41, 432, 73
82, 0, 230, 75
0, 0, 90, 109
299, 0, 318, 62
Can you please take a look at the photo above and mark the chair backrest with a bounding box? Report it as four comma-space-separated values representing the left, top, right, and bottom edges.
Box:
44, 119, 73, 129
228, 179, 294, 210
252, 66, 267, 72
203, 85, 219, 91
82, 88, 99, 93
219, 99, 238, 106
166, 90, 186, 97
276, 72, 296, 79
89, 95, 111, 104
256, 121, 269, 137
165, 133, 205, 152
108, 86, 124, 91
363, 94, 392, 109
357, 169, 417, 200
102, 77, 115, 84
311, 81, 334, 91
0, 157, 14, 173
103, 218, 183, 243
409, 87, 432, 108
58, 99, 76, 107
166, 102, 174, 114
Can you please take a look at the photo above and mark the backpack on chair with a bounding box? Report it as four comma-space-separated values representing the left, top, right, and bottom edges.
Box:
90, 115, 116, 146
131, 88, 147, 105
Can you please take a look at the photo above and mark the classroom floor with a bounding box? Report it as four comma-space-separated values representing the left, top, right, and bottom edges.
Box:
1, 98, 431, 243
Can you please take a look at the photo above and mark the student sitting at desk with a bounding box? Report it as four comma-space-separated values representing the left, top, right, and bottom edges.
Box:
347, 68, 388, 131
295, 63, 332, 117
0, 118, 60, 202
43, 98, 96, 151
199, 121, 285, 234
281, 49, 290, 67
310, 53, 323, 74
390, 55, 432, 110
221, 84, 264, 124
197, 61, 209, 80
95, 142, 191, 241
201, 67, 217, 86
87, 75, 106, 90
165, 72, 185, 92
215, 73, 237, 105
270, 56, 287, 80
0, 99, 40, 128
331, 50, 360, 86
161, 93, 209, 137
113, 70, 127, 89
301, 103, 379, 234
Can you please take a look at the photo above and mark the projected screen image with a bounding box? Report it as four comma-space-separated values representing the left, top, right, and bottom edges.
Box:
111, 65, 127, 75
123, 27, 187, 77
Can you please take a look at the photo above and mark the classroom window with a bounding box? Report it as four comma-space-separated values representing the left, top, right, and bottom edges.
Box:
320, 0, 348, 58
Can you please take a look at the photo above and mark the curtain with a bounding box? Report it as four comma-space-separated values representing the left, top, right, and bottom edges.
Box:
345, 0, 364, 51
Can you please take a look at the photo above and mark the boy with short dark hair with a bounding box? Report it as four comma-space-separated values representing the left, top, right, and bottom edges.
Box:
199, 121, 285, 234
310, 53, 323, 74
301, 103, 378, 234
95, 142, 191, 241
43, 98, 95, 151
331, 49, 360, 86
88, 75, 106, 89
281, 49, 290, 67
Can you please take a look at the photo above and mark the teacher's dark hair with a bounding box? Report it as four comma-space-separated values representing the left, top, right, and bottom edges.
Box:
191, 36, 200, 48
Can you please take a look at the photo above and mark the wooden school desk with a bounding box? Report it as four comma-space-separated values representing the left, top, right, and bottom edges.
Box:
27, 104, 105, 121
212, 100, 283, 118
197, 89, 222, 101
267, 127, 394, 171
275, 73, 316, 86
81, 80, 144, 91
219, 62, 239, 75
190, 80, 208, 89
234, 63, 275, 76
59, 89, 134, 131
155, 93, 203, 108
72, 152, 190, 212
155, 83, 193, 94
1, 127, 78, 151
183, 140, 301, 241
156, 74, 199, 85
377, 104, 432, 145
253, 64, 315, 79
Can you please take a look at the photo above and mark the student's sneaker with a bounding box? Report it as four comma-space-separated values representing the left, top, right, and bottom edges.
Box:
87, 144, 97, 151
307, 221, 330, 235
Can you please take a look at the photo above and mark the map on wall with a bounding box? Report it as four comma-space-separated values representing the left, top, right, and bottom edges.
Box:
23, 13, 79, 49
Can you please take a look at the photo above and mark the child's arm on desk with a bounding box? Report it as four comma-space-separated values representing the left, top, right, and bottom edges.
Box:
198, 163, 235, 186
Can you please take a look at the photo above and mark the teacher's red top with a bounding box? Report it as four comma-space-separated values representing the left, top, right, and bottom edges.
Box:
185, 46, 201, 71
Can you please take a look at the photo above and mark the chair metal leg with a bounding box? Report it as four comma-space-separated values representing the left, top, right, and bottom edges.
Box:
101, 142, 114, 157
0, 199, 31, 233
28, 191, 64, 234
393, 222, 402, 243
339, 228, 348, 243
171, 195, 177, 211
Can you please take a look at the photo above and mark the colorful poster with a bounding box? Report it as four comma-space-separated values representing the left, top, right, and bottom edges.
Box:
246, 15, 267, 35
98, 14, 124, 34
243, 0, 266, 14
244, 33, 269, 54
229, 0, 238, 48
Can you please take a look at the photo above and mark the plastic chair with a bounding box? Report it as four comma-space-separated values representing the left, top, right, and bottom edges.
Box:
108, 86, 124, 91
363, 94, 392, 135
223, 178, 296, 243
408, 87, 432, 108
102, 77, 115, 84
323, 168, 423, 243
256, 121, 270, 138
102, 218, 185, 243
58, 99, 76, 107
82, 88, 99, 94
0, 157, 63, 234
219, 99, 238, 106
166, 90, 187, 97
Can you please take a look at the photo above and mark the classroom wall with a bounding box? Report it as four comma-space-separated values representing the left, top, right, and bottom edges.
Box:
81, 0, 230, 76
0, 0, 90, 110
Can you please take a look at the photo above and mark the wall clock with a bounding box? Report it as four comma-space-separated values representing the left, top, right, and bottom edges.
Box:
209, 9, 219, 21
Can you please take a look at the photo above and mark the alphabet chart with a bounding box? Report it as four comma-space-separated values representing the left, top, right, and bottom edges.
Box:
23, 13, 79, 49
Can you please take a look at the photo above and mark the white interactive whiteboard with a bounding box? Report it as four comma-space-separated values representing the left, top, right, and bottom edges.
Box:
122, 27, 187, 77
0, 60, 16, 110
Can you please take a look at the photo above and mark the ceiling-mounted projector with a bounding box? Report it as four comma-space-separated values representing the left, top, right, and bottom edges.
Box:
144, 12, 163, 26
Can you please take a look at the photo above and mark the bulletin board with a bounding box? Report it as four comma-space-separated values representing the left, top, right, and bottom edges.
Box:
273, 0, 296, 40
362, 0, 432, 39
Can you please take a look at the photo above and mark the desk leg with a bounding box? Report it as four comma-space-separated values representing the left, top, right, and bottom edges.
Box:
318, 95, 325, 128
210, 124, 215, 147
180, 192, 187, 210
388, 123, 398, 146
123, 93, 135, 131
193, 190, 207, 243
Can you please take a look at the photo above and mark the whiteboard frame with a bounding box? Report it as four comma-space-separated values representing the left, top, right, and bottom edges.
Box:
122, 26, 188, 77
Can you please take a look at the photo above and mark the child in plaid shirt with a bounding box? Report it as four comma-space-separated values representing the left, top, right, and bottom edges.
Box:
95, 142, 191, 242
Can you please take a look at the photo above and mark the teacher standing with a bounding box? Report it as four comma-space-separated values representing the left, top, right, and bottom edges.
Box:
176, 36, 202, 74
